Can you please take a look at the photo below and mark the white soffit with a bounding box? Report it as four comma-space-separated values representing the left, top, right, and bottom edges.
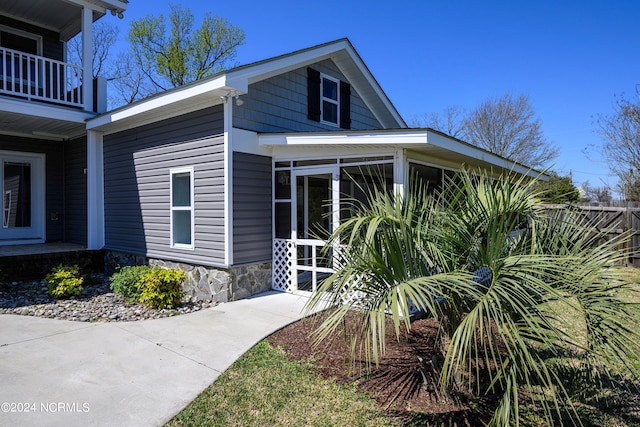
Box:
1, 97, 93, 123
87, 75, 239, 133
259, 131, 428, 146
260, 130, 540, 178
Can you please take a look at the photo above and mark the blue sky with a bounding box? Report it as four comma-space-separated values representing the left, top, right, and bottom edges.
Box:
108, 0, 640, 193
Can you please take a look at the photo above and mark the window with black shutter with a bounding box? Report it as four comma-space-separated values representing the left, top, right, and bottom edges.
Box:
307, 68, 321, 122
307, 67, 351, 129
340, 81, 351, 129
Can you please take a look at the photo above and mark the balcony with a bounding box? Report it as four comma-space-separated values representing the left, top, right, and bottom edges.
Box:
0, 47, 83, 108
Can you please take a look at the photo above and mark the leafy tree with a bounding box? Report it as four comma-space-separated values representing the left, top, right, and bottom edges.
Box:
306, 169, 639, 427
534, 174, 580, 204
128, 3, 245, 93
417, 94, 558, 169
595, 91, 640, 199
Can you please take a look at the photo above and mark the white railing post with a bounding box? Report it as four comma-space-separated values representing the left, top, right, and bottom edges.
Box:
81, 7, 93, 111
0, 47, 83, 108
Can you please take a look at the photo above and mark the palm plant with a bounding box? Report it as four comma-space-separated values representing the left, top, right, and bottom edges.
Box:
305, 168, 640, 426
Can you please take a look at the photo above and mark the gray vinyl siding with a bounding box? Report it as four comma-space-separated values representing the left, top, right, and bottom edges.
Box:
103, 106, 226, 266
0, 135, 64, 241
233, 59, 382, 133
0, 15, 64, 61
233, 152, 272, 264
63, 138, 86, 245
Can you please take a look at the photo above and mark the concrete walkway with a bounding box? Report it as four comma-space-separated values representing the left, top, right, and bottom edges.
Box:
0, 291, 312, 427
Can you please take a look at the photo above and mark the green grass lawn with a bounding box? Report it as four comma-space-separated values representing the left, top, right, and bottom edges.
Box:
166, 340, 394, 427
620, 267, 640, 373
523, 267, 640, 427
167, 268, 640, 427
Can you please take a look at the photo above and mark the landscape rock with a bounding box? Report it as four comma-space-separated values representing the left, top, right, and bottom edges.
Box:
0, 276, 217, 322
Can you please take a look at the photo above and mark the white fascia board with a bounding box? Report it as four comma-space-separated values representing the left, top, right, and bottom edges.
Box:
260, 130, 539, 178
425, 131, 539, 178
232, 128, 271, 157
61, 0, 104, 13
259, 131, 428, 147
96, 0, 127, 10
339, 43, 406, 128
228, 42, 348, 84
87, 75, 239, 130
62, 0, 127, 12
270, 144, 396, 161
0, 98, 94, 123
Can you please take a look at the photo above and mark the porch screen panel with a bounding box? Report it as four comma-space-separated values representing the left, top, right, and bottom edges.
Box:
409, 163, 443, 196
3, 162, 31, 228
340, 163, 392, 222
275, 203, 291, 239
274, 170, 291, 239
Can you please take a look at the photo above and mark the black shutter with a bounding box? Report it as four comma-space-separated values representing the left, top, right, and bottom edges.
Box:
340, 81, 351, 129
307, 68, 321, 122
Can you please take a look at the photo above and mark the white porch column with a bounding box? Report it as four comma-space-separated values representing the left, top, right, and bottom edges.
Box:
223, 96, 233, 266
81, 7, 93, 112
87, 130, 104, 249
394, 148, 406, 196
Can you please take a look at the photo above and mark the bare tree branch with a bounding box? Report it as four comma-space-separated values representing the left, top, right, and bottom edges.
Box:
414, 94, 558, 169
464, 93, 558, 169
410, 106, 467, 139
595, 92, 640, 186
67, 21, 119, 79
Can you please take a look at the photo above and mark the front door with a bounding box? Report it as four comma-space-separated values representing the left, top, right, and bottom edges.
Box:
291, 167, 339, 291
0, 151, 45, 244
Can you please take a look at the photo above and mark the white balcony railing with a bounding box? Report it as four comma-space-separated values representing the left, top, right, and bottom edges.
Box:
0, 47, 83, 108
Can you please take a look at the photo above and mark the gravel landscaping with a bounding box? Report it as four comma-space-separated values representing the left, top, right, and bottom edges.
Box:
0, 276, 216, 322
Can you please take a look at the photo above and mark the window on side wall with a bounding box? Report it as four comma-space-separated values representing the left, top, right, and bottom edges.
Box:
170, 167, 194, 249
321, 74, 339, 125
307, 67, 351, 129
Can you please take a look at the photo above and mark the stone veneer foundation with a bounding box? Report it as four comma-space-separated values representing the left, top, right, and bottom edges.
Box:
104, 250, 272, 303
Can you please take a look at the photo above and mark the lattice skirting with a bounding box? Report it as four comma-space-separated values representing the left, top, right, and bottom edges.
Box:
272, 239, 296, 292
272, 239, 422, 314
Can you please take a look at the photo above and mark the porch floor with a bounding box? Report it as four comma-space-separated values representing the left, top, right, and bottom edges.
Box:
0, 242, 86, 257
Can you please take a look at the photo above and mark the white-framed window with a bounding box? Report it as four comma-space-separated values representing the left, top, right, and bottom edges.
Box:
320, 73, 339, 126
0, 26, 43, 56
170, 167, 194, 249
0, 26, 43, 87
0, 151, 45, 244
3, 190, 11, 229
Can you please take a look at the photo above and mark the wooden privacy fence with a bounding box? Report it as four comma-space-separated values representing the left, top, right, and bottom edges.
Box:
543, 202, 640, 268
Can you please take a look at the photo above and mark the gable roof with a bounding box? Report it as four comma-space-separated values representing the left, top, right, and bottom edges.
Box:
87, 38, 406, 134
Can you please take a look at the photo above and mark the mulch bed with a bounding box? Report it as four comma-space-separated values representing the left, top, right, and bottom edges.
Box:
268, 310, 493, 426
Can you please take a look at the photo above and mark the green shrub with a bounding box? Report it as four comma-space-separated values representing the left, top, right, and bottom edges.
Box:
45, 264, 84, 299
137, 267, 186, 309
109, 265, 153, 303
